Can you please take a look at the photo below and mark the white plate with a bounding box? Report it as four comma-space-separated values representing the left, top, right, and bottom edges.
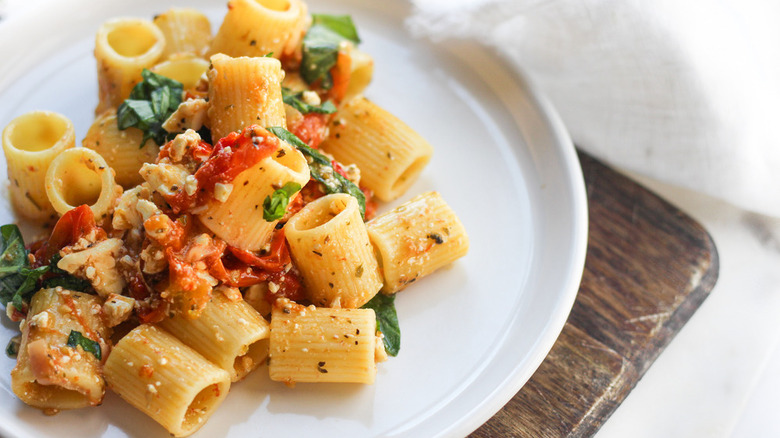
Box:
0, 1, 588, 437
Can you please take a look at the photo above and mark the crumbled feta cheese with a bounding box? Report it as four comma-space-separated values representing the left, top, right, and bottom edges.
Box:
102, 294, 135, 327
215, 284, 241, 302
301, 90, 321, 106
112, 184, 155, 231
141, 243, 167, 274
28, 311, 50, 329
184, 175, 198, 196
140, 163, 190, 198
57, 238, 127, 297
136, 199, 161, 222
213, 183, 233, 203
167, 129, 202, 162
162, 100, 209, 134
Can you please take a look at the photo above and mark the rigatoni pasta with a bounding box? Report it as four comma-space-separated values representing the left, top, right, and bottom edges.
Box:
208, 0, 309, 59
152, 8, 212, 58
285, 193, 382, 308
269, 298, 380, 384
151, 55, 210, 90
1, 110, 75, 220
11, 288, 109, 410
104, 324, 231, 437
206, 54, 287, 141
197, 132, 310, 251
158, 289, 270, 382
343, 47, 374, 102
320, 97, 434, 201
44, 147, 122, 220
367, 191, 469, 294
94, 17, 165, 113
82, 108, 159, 188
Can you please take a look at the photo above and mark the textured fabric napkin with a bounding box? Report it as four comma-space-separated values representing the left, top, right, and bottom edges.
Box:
409, 0, 780, 217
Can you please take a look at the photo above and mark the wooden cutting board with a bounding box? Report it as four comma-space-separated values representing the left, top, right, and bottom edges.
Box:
471, 152, 719, 437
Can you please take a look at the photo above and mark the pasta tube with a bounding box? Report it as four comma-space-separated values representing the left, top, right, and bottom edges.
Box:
104, 324, 231, 437
269, 298, 379, 384
94, 17, 165, 113
153, 8, 212, 58
367, 191, 469, 294
208, 0, 308, 59
284, 193, 382, 308
82, 108, 159, 188
45, 147, 122, 220
320, 97, 434, 202
207, 54, 287, 141
11, 288, 110, 410
158, 290, 270, 382
198, 140, 310, 251
1, 110, 75, 220
343, 47, 374, 102
151, 55, 210, 91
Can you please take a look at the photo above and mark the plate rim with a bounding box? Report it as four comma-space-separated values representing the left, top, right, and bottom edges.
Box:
441, 41, 589, 437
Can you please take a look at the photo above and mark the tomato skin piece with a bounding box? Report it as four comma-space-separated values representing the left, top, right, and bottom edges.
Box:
265, 269, 306, 303
328, 49, 352, 104
31, 204, 105, 267
289, 113, 329, 148
127, 270, 151, 301
143, 214, 191, 251
227, 228, 290, 272
331, 160, 348, 178
362, 187, 378, 221
209, 229, 305, 303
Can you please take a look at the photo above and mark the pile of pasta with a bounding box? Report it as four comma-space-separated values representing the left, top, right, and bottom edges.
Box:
0, 1, 468, 436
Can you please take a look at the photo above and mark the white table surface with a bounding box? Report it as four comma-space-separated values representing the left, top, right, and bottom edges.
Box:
594, 173, 780, 438
2, 0, 777, 436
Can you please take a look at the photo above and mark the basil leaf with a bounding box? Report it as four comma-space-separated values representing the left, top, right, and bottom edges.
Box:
0, 224, 28, 306
0, 225, 50, 311
45, 254, 91, 292
128, 68, 182, 100
66, 330, 101, 360
267, 127, 366, 218
117, 69, 183, 147
42, 275, 91, 292
311, 14, 360, 44
263, 182, 302, 222
11, 266, 49, 311
282, 87, 337, 115
362, 293, 400, 356
5, 335, 20, 358
300, 14, 360, 87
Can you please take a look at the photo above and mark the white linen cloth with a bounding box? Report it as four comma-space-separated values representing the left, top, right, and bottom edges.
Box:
409, 0, 780, 217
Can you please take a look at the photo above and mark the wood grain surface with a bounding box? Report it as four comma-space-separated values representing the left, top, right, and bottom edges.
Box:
471, 152, 719, 437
